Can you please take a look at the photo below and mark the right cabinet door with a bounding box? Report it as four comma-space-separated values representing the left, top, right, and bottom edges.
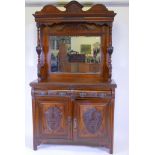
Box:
73, 98, 111, 145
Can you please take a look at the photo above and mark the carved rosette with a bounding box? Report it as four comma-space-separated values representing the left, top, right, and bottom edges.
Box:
83, 108, 102, 134
45, 107, 62, 131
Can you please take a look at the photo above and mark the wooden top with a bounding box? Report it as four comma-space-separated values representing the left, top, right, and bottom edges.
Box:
30, 79, 117, 90
33, 1, 116, 24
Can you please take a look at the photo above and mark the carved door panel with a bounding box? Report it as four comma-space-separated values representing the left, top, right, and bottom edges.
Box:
38, 97, 71, 139
73, 98, 110, 144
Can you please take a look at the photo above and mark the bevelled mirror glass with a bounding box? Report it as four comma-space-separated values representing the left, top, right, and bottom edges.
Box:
49, 36, 101, 73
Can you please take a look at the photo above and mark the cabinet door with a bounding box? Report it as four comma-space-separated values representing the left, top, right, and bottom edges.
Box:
73, 98, 110, 144
37, 97, 71, 139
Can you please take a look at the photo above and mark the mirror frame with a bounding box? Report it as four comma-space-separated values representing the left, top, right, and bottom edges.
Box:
33, 1, 116, 82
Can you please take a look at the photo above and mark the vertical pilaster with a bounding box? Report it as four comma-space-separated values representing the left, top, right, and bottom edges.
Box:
31, 88, 38, 150
109, 88, 115, 154
42, 26, 49, 80
101, 25, 109, 81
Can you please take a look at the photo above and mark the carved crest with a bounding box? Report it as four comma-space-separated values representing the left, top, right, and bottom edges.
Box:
64, 1, 83, 13
83, 108, 102, 134
45, 107, 62, 131
34, 1, 116, 18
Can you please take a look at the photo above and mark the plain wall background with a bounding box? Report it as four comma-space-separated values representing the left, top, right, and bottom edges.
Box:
25, 4, 129, 155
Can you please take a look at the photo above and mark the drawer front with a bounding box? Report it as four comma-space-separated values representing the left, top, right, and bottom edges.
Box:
74, 90, 112, 98
33, 90, 112, 98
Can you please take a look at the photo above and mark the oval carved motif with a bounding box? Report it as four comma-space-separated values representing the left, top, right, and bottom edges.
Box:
45, 107, 62, 131
83, 108, 102, 134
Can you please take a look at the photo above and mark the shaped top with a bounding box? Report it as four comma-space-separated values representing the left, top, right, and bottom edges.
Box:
33, 1, 116, 24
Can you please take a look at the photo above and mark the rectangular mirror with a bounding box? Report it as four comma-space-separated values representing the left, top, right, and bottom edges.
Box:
49, 36, 101, 73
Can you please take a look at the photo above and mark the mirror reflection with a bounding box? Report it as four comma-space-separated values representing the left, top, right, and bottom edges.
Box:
49, 36, 101, 73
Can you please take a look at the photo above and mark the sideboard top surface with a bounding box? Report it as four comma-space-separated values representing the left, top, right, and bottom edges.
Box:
30, 79, 117, 89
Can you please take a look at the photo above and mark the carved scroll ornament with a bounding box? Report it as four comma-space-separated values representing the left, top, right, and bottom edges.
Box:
48, 23, 102, 35
34, 1, 116, 17
83, 108, 102, 134
45, 107, 62, 131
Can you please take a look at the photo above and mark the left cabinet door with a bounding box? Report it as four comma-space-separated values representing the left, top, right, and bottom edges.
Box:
37, 97, 71, 139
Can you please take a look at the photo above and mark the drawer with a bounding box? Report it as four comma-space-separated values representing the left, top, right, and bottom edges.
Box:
33, 90, 69, 97
73, 90, 112, 98
32, 90, 112, 98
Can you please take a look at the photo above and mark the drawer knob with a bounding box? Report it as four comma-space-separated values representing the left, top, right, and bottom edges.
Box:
59, 92, 67, 96
79, 92, 87, 97
99, 93, 106, 98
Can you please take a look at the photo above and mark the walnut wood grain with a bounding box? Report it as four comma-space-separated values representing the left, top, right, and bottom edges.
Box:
30, 1, 117, 154
33, 1, 116, 82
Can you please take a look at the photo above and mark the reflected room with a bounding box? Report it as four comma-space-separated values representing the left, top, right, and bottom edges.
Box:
49, 36, 101, 73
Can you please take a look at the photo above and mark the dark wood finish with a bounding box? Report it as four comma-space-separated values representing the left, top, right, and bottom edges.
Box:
33, 1, 116, 82
30, 1, 117, 154
37, 97, 71, 139
73, 98, 110, 142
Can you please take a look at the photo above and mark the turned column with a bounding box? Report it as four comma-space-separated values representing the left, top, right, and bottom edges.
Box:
36, 23, 42, 81
107, 24, 113, 81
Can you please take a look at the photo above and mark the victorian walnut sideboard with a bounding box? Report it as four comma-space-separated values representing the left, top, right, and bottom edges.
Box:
30, 1, 117, 154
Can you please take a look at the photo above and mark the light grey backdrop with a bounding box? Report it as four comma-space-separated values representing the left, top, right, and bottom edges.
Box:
25, 3, 129, 155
